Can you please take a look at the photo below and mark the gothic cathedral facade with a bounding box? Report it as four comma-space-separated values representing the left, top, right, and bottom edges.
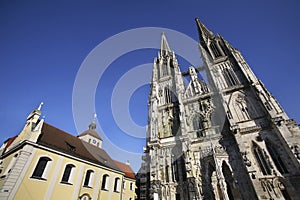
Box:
138, 18, 300, 200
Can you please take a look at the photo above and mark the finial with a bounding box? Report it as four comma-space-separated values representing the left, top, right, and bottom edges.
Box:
37, 102, 44, 111
89, 113, 97, 130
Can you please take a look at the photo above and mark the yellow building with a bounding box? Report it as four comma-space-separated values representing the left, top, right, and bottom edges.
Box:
0, 104, 136, 200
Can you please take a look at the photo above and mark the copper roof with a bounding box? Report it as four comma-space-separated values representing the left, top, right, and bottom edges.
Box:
113, 160, 136, 179
38, 123, 120, 172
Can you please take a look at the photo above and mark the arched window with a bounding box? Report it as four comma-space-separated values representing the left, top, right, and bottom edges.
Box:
31, 156, 51, 180
222, 161, 241, 200
114, 177, 121, 192
252, 142, 272, 175
234, 94, 251, 121
164, 88, 171, 104
266, 140, 288, 174
222, 68, 239, 87
83, 169, 94, 187
161, 61, 169, 77
210, 42, 221, 58
61, 164, 75, 184
165, 165, 170, 182
218, 41, 227, 56
130, 182, 134, 190
193, 116, 203, 137
101, 174, 110, 190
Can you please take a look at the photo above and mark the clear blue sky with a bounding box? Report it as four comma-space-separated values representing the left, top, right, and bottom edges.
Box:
0, 0, 300, 172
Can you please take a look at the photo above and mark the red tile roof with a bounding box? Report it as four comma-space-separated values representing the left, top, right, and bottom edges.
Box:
1, 135, 18, 155
113, 160, 136, 179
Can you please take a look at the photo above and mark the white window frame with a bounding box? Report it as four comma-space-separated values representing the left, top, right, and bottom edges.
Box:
83, 169, 95, 188
30, 155, 53, 180
101, 174, 110, 190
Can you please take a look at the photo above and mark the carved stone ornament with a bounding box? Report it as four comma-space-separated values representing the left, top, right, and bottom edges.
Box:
241, 151, 252, 167
214, 145, 226, 154
186, 161, 192, 171
236, 94, 246, 103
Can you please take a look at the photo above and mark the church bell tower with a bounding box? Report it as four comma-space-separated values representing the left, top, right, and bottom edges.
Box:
196, 17, 300, 199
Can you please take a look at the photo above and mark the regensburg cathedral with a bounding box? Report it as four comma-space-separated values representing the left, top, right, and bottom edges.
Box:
137, 18, 300, 200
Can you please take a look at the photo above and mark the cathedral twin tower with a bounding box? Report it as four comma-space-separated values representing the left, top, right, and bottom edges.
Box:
137, 18, 300, 199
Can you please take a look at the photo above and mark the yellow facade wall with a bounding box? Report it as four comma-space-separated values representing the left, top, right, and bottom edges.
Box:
122, 177, 136, 200
14, 148, 58, 200
10, 147, 129, 200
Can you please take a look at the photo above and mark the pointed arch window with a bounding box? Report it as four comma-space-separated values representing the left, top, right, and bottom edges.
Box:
252, 142, 272, 175
235, 95, 251, 121
218, 41, 227, 56
61, 164, 75, 184
222, 161, 240, 200
223, 68, 239, 87
164, 88, 171, 104
210, 42, 221, 58
265, 140, 288, 174
161, 60, 169, 77
31, 156, 51, 180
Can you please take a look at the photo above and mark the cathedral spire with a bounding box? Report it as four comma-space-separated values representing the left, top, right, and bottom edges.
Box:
160, 32, 171, 53
195, 18, 214, 43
